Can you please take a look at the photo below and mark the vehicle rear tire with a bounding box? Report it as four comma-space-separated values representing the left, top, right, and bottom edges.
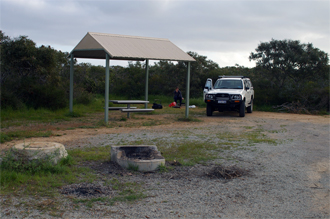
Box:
207, 103, 213, 116
247, 99, 253, 113
239, 100, 245, 117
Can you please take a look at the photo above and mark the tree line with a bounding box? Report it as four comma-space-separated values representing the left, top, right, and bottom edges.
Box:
1, 32, 329, 113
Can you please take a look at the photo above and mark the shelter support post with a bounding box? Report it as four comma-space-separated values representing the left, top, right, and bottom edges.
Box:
185, 62, 191, 118
104, 54, 110, 123
69, 54, 74, 113
144, 59, 149, 109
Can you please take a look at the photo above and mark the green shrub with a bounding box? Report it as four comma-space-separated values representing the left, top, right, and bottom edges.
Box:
0, 150, 72, 175
74, 89, 93, 105
65, 111, 83, 118
0, 133, 11, 143
27, 84, 68, 110
0, 90, 25, 110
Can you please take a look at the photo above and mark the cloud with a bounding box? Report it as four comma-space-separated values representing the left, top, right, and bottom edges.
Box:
1, 0, 329, 67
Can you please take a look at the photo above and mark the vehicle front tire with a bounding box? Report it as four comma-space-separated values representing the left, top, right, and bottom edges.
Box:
247, 99, 253, 113
239, 100, 245, 117
207, 103, 213, 116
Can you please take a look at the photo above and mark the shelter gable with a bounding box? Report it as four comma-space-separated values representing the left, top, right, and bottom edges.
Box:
73, 32, 103, 51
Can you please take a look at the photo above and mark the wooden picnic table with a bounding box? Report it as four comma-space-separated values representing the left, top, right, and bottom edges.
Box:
109, 100, 154, 118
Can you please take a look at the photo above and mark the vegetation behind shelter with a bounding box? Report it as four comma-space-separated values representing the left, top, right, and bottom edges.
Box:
1, 32, 329, 114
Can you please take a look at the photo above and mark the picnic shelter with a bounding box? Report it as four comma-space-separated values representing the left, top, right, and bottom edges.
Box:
69, 32, 196, 122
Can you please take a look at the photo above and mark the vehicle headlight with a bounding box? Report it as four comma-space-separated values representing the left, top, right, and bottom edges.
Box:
206, 94, 215, 99
230, 94, 242, 100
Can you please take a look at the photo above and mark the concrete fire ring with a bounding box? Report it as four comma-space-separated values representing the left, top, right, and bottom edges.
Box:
111, 145, 165, 172
11, 142, 68, 165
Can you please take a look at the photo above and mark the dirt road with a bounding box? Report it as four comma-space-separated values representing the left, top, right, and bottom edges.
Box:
1, 111, 329, 218
2, 111, 328, 148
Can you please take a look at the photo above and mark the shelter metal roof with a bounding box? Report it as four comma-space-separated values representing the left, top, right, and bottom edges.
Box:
70, 32, 196, 62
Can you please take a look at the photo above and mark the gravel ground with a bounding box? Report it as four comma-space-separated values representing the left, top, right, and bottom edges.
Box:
1, 113, 329, 218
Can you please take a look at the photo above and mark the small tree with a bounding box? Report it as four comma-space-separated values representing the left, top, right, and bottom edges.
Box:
249, 39, 329, 112
0, 33, 70, 109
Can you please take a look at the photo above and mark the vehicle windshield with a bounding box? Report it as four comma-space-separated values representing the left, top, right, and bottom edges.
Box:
214, 80, 243, 89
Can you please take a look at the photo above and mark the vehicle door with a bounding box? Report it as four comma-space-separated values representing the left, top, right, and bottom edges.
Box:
244, 80, 252, 104
203, 78, 213, 100
248, 80, 254, 99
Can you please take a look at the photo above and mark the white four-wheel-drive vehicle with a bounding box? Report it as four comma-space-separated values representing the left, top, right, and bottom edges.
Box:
204, 76, 254, 117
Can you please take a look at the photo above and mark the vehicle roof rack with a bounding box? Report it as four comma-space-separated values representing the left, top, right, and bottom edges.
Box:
218, 75, 247, 79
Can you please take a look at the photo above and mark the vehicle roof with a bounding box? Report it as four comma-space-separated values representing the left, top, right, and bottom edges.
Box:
217, 76, 250, 80
217, 77, 248, 80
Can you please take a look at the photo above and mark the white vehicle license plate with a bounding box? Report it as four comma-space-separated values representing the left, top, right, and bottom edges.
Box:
218, 100, 226, 104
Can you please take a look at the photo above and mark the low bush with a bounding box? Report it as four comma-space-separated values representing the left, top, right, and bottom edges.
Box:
0, 150, 73, 175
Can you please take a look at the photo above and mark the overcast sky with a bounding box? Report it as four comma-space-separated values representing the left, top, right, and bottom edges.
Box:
1, 0, 329, 68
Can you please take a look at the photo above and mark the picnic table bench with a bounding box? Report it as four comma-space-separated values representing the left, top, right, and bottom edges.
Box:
109, 100, 154, 118
107, 107, 137, 110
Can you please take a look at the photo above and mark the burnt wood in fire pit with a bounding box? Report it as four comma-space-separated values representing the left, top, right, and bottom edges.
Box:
111, 145, 165, 172
122, 146, 163, 160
